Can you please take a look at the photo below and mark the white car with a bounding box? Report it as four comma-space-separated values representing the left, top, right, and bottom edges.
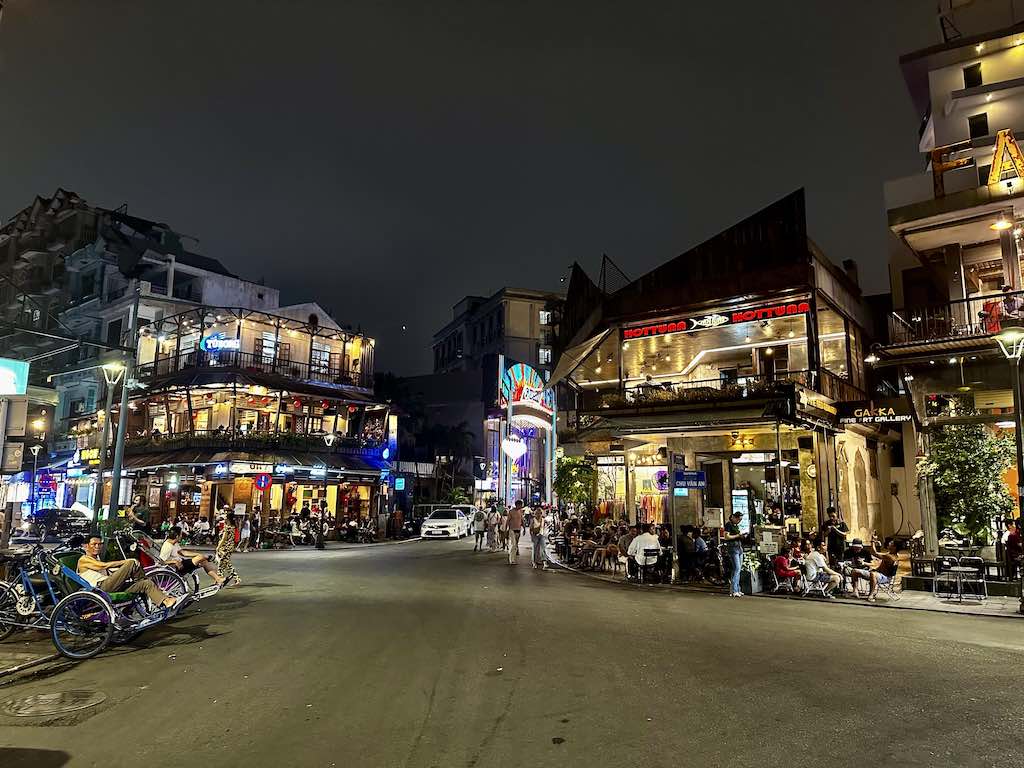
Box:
419, 508, 471, 539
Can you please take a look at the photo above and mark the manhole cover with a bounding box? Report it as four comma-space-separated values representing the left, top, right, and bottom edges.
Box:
1, 690, 107, 717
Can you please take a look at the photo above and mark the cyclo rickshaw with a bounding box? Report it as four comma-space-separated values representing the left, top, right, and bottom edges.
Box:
0, 530, 220, 659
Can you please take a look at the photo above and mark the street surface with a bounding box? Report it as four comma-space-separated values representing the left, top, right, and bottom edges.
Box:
1, 538, 1023, 768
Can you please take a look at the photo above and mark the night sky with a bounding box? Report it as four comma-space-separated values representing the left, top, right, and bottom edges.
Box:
1, 1, 938, 374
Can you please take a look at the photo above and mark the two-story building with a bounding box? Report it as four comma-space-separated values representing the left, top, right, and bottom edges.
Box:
49, 211, 391, 526
551, 190, 892, 539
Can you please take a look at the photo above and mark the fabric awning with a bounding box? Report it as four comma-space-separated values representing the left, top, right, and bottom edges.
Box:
547, 327, 612, 387
145, 369, 378, 404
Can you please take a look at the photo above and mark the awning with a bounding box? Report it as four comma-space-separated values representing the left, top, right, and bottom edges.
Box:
547, 327, 612, 387
121, 449, 389, 478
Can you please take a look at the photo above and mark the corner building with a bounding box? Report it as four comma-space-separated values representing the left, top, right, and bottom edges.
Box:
552, 191, 891, 540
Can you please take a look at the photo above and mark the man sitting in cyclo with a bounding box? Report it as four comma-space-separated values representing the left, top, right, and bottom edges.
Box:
160, 527, 224, 585
77, 535, 181, 611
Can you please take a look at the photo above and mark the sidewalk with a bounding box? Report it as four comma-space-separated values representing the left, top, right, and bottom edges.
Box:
188, 537, 419, 554
552, 554, 1024, 619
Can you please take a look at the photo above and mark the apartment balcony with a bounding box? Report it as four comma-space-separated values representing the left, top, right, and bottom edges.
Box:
135, 349, 374, 391
884, 290, 1024, 354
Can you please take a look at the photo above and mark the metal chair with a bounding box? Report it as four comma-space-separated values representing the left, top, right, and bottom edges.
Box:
801, 564, 831, 598
957, 556, 987, 600
639, 548, 661, 584
933, 556, 959, 599
875, 571, 902, 601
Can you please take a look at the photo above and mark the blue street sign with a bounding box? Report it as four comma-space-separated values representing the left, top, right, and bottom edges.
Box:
394, 477, 406, 491
674, 470, 706, 489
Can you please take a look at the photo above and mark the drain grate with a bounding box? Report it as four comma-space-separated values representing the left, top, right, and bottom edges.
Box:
2, 690, 107, 717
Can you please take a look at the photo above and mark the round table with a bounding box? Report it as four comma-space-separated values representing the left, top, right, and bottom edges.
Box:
942, 565, 981, 601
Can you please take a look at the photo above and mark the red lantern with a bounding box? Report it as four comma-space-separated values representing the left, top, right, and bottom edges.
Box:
348, 404, 357, 413
293, 399, 302, 409
321, 400, 329, 408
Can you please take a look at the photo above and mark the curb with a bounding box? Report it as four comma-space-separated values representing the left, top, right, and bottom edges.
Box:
551, 555, 1024, 620
0, 653, 60, 683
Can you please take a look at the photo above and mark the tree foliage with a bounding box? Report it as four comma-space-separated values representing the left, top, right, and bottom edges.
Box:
553, 456, 596, 507
919, 414, 1015, 542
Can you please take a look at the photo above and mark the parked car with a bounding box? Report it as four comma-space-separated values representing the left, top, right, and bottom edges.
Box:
419, 508, 471, 539
23, 507, 91, 541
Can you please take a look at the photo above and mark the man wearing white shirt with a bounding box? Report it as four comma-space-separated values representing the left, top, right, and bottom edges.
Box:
627, 524, 662, 573
803, 541, 841, 596
160, 527, 224, 585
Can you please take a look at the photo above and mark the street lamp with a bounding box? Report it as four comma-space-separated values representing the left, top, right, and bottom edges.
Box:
29, 444, 42, 518
92, 361, 126, 529
995, 326, 1024, 615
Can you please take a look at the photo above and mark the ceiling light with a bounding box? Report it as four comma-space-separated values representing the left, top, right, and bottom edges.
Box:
788, 330, 795, 338
1016, 39, 1023, 46
865, 353, 879, 364
976, 43, 984, 53
903, 373, 914, 382
595, 366, 602, 374
744, 335, 751, 343
622, 342, 630, 350
948, 357, 958, 364
764, 347, 774, 356
929, 360, 936, 365
991, 217, 1013, 231
996, 420, 1016, 428
986, 93, 994, 102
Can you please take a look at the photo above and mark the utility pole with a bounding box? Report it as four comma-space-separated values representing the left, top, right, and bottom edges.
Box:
107, 286, 141, 524
92, 362, 126, 531
0, 398, 12, 550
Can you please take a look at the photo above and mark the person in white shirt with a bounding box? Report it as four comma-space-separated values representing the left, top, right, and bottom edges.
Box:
627, 523, 662, 572
485, 506, 500, 552
160, 526, 224, 584
238, 515, 252, 553
803, 541, 842, 596
528, 505, 549, 569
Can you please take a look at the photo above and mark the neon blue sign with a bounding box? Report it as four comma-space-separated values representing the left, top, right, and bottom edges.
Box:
0, 357, 29, 395
199, 333, 240, 353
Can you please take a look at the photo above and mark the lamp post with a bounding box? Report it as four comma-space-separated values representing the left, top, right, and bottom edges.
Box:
29, 444, 42, 520
92, 361, 126, 531
995, 326, 1024, 615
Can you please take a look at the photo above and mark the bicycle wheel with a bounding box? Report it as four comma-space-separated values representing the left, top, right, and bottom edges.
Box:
147, 568, 188, 600
0, 582, 19, 641
50, 592, 115, 660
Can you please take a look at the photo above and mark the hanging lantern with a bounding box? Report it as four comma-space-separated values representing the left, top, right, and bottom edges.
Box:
321, 400, 329, 409
348, 404, 357, 414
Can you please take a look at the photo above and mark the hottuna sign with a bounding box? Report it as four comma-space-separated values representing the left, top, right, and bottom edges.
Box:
623, 301, 811, 340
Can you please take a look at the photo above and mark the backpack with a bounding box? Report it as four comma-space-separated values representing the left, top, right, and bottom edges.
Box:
474, 510, 485, 523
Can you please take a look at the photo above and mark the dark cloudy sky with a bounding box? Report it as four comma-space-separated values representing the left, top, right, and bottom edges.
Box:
1, 1, 938, 373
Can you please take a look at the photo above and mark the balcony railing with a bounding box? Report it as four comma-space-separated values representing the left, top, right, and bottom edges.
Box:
136, 349, 373, 389
124, 429, 383, 457
887, 290, 1024, 346
818, 368, 865, 404
580, 371, 812, 411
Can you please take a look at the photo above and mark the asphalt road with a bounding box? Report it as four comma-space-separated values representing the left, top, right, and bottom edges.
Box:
1, 537, 1023, 768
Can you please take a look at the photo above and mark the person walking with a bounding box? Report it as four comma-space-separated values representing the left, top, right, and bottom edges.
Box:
507, 500, 524, 564
485, 504, 500, 552
238, 514, 252, 553
250, 509, 261, 550
216, 512, 241, 586
498, 502, 510, 551
529, 504, 550, 570
472, 506, 487, 551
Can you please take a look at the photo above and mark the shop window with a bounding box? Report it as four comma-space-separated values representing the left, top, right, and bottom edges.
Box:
963, 63, 983, 89
259, 332, 277, 365
539, 310, 552, 325
968, 112, 989, 140
539, 347, 552, 365
816, 303, 849, 380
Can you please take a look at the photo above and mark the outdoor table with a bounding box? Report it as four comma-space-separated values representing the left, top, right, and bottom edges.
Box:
943, 565, 979, 602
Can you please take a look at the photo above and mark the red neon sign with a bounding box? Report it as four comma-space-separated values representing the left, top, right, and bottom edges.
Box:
622, 301, 810, 340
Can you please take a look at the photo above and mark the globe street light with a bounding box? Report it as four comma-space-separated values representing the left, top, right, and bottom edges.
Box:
995, 326, 1024, 615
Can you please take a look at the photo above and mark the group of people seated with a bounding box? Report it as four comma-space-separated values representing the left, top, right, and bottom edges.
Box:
771, 536, 900, 602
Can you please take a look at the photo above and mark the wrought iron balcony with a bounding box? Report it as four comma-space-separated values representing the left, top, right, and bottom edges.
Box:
124, 428, 382, 457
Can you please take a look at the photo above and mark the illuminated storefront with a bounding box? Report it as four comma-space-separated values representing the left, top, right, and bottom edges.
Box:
488, 359, 557, 505
552, 191, 889, 539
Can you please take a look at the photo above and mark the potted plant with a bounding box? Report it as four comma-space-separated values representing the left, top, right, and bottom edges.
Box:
740, 551, 764, 594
